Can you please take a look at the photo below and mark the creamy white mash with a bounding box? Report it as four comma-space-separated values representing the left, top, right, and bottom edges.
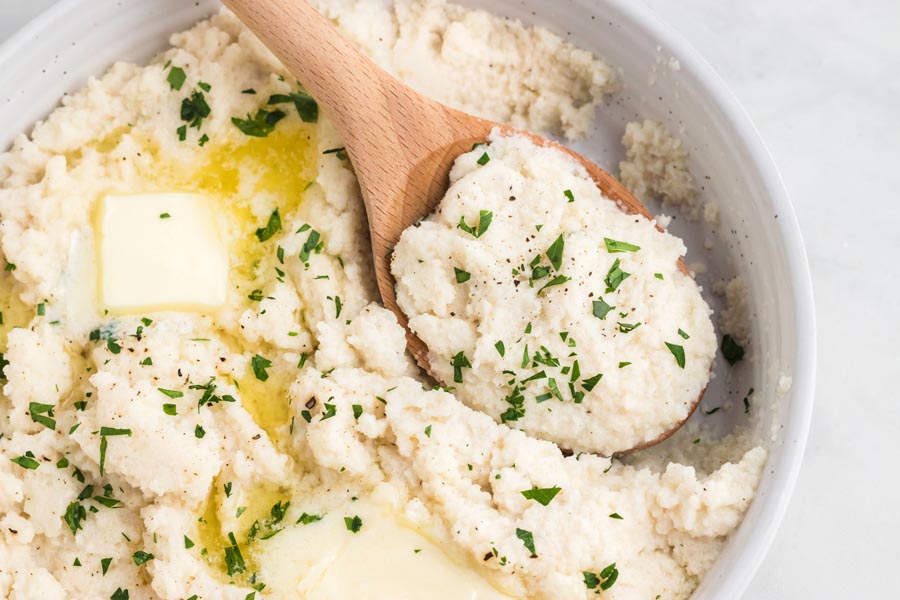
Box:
392, 132, 717, 455
0, 2, 764, 600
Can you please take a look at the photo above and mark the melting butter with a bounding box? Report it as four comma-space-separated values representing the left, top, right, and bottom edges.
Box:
255, 499, 516, 600
97, 193, 228, 314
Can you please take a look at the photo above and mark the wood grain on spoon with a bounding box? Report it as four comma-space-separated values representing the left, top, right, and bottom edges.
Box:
222, 0, 699, 453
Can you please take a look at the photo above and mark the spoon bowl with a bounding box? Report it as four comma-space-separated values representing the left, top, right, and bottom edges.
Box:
223, 0, 700, 454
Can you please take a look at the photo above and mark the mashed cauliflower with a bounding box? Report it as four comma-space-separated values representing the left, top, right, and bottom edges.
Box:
0, 2, 764, 600
392, 132, 717, 455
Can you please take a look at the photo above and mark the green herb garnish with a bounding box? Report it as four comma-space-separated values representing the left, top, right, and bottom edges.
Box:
546, 234, 565, 271
521, 486, 561, 506
132, 551, 154, 566
344, 515, 363, 533
251, 354, 272, 381
450, 351, 471, 384
454, 267, 471, 283
255, 209, 282, 242
457, 210, 493, 238
604, 259, 631, 293
515, 528, 537, 557
592, 298, 613, 320
29, 402, 56, 430
721, 334, 745, 365
166, 66, 186, 91
231, 108, 286, 137
604, 238, 640, 253
665, 342, 686, 368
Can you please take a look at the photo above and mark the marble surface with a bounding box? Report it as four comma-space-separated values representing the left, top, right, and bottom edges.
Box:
1, 0, 897, 597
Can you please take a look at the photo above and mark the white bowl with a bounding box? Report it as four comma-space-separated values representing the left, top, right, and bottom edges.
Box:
0, 0, 816, 597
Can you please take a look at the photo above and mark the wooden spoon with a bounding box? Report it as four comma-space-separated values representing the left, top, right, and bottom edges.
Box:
222, 0, 701, 453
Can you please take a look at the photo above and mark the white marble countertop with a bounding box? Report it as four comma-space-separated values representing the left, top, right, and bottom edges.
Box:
2, 1, 897, 597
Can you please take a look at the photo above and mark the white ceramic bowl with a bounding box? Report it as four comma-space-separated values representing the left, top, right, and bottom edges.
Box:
0, 1, 815, 597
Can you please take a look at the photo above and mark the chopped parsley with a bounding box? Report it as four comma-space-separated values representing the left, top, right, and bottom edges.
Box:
98, 427, 132, 476
132, 551, 154, 566
583, 563, 619, 590
299, 228, 322, 266
564, 189, 575, 203
537, 274, 571, 295
29, 401, 56, 430
255, 209, 282, 242
515, 528, 537, 557
581, 373, 603, 392
297, 512, 323, 525
267, 90, 318, 122
194, 424, 206, 438
159, 213, 171, 219
450, 351, 472, 384
158, 388, 183, 399
678, 328, 690, 339
520, 486, 561, 506
180, 90, 211, 130
721, 334, 745, 365
457, 210, 493, 238
63, 501, 87, 535
424, 425, 432, 437
344, 515, 363, 533
494, 341, 505, 357
454, 267, 471, 283
604, 238, 641, 253
163, 404, 177, 416
545, 234, 565, 271
320, 403, 337, 420
665, 342, 686, 368
609, 512, 623, 519
184, 535, 195, 549
232, 108, 287, 137
352, 404, 363, 420
166, 66, 186, 91
476, 152, 491, 165
190, 378, 235, 409
617, 321, 641, 334
592, 298, 614, 320
224, 532, 246, 576
10, 454, 39, 470
111, 588, 129, 600
603, 259, 631, 293
251, 354, 273, 381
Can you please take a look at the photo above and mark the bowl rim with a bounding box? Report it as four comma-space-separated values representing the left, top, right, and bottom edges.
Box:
0, 0, 816, 597
603, 0, 817, 594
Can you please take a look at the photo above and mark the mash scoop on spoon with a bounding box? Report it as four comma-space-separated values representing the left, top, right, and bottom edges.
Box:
223, 0, 704, 454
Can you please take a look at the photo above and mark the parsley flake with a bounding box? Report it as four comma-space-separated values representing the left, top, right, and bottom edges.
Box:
166, 66, 186, 91
457, 210, 493, 238
665, 342, 686, 368
604, 259, 631, 293
344, 515, 363, 533
721, 334, 745, 365
255, 209, 282, 242
515, 528, 537, 557
251, 354, 273, 381
521, 486, 561, 506
604, 238, 641, 253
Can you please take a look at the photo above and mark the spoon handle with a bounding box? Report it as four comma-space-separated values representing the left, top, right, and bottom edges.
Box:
222, 0, 387, 145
